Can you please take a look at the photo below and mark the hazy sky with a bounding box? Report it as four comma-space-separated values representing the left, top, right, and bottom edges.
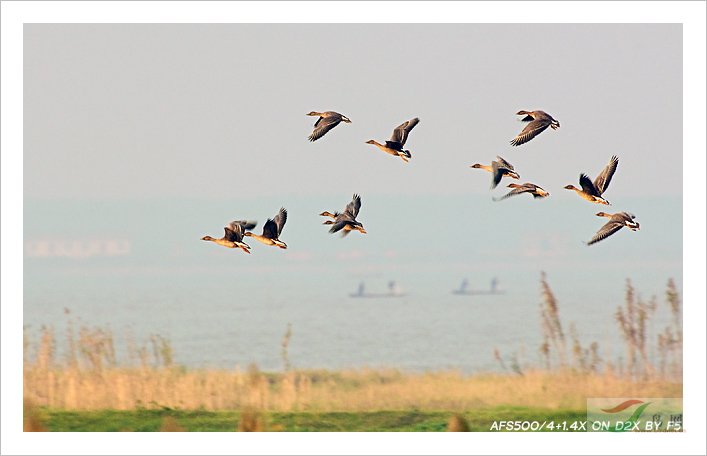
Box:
24, 24, 682, 200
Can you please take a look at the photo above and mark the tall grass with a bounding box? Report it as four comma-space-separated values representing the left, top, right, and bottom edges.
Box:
494, 275, 681, 383
657, 279, 682, 380
539, 272, 567, 370
615, 279, 657, 379
23, 364, 681, 412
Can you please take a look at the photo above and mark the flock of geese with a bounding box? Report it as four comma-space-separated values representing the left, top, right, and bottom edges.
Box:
202, 109, 640, 253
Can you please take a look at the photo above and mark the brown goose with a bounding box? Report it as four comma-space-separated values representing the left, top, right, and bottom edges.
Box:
493, 183, 550, 201
564, 156, 619, 205
307, 111, 351, 142
320, 194, 366, 237
202, 220, 256, 254
586, 212, 640, 245
244, 208, 288, 249
366, 118, 420, 162
510, 110, 560, 146
470, 156, 520, 189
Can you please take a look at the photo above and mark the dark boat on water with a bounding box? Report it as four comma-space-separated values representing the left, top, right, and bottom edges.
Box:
452, 277, 504, 295
350, 281, 406, 298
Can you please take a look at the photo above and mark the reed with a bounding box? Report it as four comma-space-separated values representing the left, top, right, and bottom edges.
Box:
281, 323, 292, 372
447, 414, 470, 431
23, 363, 680, 412
159, 416, 186, 432
237, 408, 265, 432
533, 274, 680, 382
23, 400, 48, 432
615, 279, 660, 380
657, 278, 682, 380
539, 272, 567, 369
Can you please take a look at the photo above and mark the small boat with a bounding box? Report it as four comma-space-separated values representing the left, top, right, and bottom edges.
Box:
349, 281, 406, 298
452, 278, 505, 295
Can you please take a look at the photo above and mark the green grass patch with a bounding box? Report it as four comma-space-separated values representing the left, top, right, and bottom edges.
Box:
38, 407, 586, 432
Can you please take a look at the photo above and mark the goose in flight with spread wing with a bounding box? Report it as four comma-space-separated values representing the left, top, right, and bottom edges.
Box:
202, 220, 257, 254
307, 111, 351, 142
510, 110, 560, 146
320, 194, 366, 237
493, 183, 550, 201
564, 156, 619, 205
586, 212, 640, 245
366, 117, 420, 162
470, 156, 521, 189
244, 208, 288, 249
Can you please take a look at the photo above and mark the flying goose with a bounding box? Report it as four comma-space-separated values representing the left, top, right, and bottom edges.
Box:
470, 156, 521, 189
307, 111, 351, 142
586, 212, 640, 245
510, 110, 560, 146
202, 220, 256, 254
244, 208, 288, 249
320, 194, 366, 237
564, 156, 619, 205
493, 183, 550, 201
366, 117, 420, 162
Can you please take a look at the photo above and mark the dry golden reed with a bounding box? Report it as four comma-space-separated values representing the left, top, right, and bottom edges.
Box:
23, 366, 681, 412
238, 408, 265, 432
159, 416, 186, 432
539, 272, 567, 369
447, 414, 470, 432
23, 400, 48, 432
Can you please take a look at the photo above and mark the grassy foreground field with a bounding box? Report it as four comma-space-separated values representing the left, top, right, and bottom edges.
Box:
29, 406, 586, 432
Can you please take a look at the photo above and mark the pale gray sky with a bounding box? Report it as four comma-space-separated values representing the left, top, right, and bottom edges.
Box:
24, 24, 682, 200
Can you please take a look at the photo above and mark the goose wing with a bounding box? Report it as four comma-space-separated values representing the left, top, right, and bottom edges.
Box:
273, 207, 288, 235
510, 119, 551, 146
586, 221, 624, 246
262, 219, 278, 240
493, 184, 533, 201
579, 173, 601, 196
593, 156, 619, 195
329, 217, 351, 234
344, 194, 361, 218
490, 161, 507, 189
308, 115, 342, 142
224, 225, 243, 243
495, 156, 515, 171
389, 117, 420, 146
313, 111, 338, 127
230, 220, 257, 231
